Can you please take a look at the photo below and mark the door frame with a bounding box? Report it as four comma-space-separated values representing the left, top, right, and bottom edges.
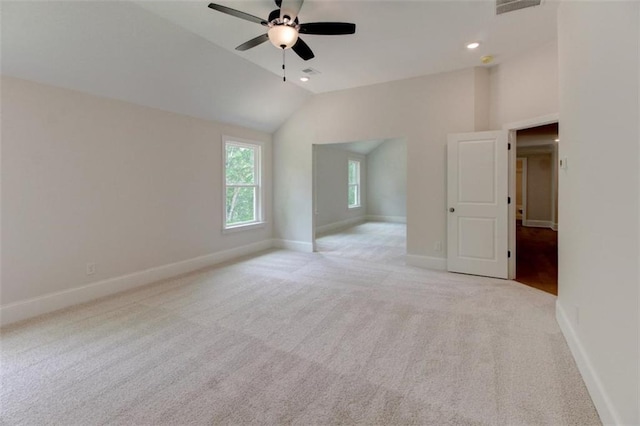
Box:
503, 113, 559, 279
516, 157, 528, 223
312, 144, 318, 251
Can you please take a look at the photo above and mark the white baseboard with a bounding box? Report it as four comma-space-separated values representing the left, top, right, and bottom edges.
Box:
523, 220, 556, 229
556, 301, 619, 425
315, 216, 365, 235
405, 254, 447, 271
272, 239, 314, 253
0, 239, 273, 327
365, 215, 407, 223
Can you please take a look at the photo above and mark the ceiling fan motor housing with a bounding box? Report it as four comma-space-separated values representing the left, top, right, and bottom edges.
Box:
268, 9, 298, 26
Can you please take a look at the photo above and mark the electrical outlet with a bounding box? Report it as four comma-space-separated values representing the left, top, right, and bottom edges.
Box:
434, 241, 442, 252
86, 262, 96, 276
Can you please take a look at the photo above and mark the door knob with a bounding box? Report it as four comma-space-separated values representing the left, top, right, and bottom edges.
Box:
449, 207, 455, 212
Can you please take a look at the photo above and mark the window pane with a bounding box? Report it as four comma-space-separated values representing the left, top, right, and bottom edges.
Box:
348, 185, 357, 207
348, 161, 358, 184
226, 186, 256, 225
226, 145, 255, 185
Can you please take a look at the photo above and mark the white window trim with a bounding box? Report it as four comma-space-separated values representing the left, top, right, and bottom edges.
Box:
222, 136, 266, 232
348, 158, 362, 209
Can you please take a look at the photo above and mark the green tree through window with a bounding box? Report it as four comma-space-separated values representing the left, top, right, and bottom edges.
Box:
225, 140, 261, 227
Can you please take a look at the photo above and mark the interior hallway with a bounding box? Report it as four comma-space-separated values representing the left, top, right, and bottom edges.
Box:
515, 222, 558, 295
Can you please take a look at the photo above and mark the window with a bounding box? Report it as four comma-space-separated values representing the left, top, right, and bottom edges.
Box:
224, 138, 263, 229
348, 159, 361, 208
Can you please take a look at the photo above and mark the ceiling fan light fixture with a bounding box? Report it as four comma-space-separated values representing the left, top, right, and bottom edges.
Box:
207, 2, 355, 62
268, 25, 299, 49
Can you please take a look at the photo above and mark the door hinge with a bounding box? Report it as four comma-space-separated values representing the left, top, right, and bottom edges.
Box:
508, 143, 511, 150
508, 250, 511, 258
508, 196, 511, 204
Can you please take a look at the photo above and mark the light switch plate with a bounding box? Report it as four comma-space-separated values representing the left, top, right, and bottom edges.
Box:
560, 157, 568, 170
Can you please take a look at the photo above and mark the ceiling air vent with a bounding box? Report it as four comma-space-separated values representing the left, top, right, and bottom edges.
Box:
302, 67, 321, 75
496, 0, 542, 15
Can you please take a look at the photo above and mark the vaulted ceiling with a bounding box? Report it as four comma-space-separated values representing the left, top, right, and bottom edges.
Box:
1, 1, 558, 133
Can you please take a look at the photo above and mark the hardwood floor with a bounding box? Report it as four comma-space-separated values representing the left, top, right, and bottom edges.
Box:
515, 222, 558, 295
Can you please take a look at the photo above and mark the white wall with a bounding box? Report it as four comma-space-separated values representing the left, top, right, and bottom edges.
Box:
1, 77, 273, 320
516, 125, 559, 226
366, 139, 407, 221
489, 41, 559, 128
314, 145, 366, 231
516, 150, 554, 223
274, 53, 559, 264
557, 2, 639, 425
274, 68, 478, 266
524, 153, 552, 222
474, 67, 491, 131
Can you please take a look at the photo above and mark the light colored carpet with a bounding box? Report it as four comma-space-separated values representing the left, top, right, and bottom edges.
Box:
316, 221, 407, 266
1, 222, 600, 425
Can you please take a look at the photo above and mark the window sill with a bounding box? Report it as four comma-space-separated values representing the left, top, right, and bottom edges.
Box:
348, 206, 362, 210
222, 222, 267, 234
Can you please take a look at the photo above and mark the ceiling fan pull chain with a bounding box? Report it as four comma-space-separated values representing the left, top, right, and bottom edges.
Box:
282, 49, 286, 82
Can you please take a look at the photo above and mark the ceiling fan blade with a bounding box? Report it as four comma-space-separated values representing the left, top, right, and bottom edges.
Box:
235, 34, 269, 51
292, 37, 314, 61
208, 3, 267, 26
299, 22, 356, 35
280, 0, 304, 23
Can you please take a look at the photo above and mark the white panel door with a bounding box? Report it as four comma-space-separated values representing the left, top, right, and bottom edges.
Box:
447, 131, 509, 279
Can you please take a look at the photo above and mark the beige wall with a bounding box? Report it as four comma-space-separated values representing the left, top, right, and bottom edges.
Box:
366, 139, 407, 220
274, 68, 478, 261
274, 50, 559, 261
474, 67, 491, 131
516, 124, 559, 225
517, 152, 554, 222
558, 2, 639, 424
1, 76, 272, 306
526, 154, 552, 222
489, 42, 559, 128
314, 145, 366, 229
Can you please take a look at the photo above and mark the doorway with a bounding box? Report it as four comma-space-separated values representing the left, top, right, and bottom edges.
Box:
311, 138, 407, 260
513, 123, 559, 295
444, 115, 559, 284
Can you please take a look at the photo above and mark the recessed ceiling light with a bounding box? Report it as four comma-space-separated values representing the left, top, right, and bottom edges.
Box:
300, 76, 310, 82
466, 42, 480, 50
555, 138, 560, 142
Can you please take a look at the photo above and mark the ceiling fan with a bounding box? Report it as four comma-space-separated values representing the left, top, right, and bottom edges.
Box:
207, 0, 356, 62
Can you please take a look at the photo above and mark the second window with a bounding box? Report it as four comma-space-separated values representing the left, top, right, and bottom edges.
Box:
348, 159, 361, 208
